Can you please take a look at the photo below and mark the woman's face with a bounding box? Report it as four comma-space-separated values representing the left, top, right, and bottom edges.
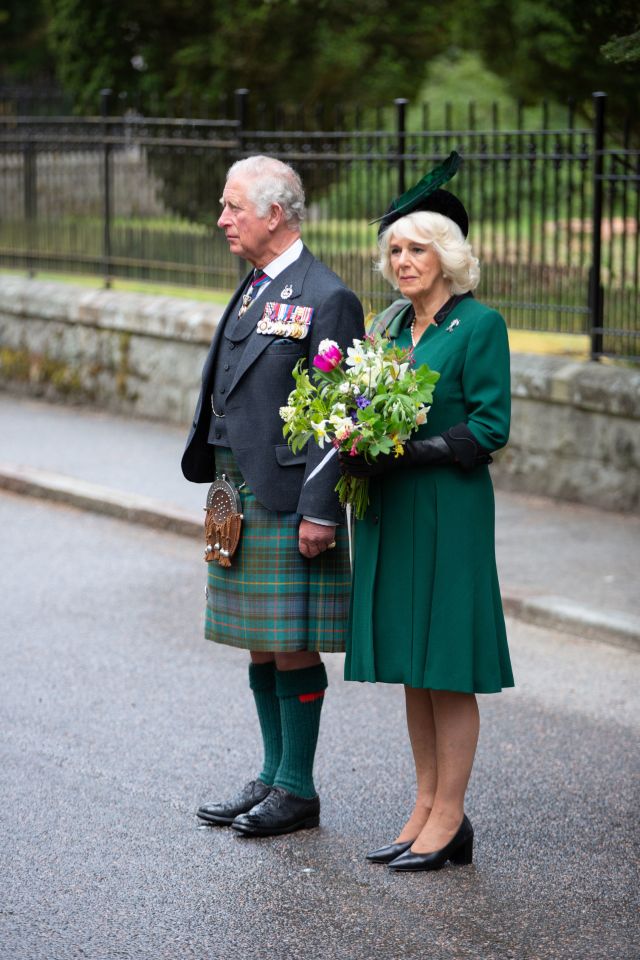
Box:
388, 234, 450, 305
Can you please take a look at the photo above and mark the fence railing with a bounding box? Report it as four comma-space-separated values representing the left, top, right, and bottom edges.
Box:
0, 91, 637, 361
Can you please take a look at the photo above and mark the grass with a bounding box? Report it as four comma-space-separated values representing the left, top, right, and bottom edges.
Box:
0, 268, 231, 304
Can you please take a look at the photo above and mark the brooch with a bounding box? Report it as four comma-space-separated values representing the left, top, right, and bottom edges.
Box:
446, 318, 460, 333
280, 284, 293, 299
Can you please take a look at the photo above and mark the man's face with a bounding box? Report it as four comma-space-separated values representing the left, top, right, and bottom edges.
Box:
217, 177, 271, 265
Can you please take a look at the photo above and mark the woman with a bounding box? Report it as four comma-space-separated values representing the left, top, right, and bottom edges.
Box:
341, 154, 514, 872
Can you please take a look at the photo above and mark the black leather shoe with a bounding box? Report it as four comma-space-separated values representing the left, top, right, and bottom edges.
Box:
196, 779, 271, 826
231, 786, 320, 837
388, 815, 474, 872
366, 840, 414, 864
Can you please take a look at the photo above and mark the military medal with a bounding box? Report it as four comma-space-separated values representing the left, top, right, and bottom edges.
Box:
280, 284, 293, 299
256, 301, 314, 339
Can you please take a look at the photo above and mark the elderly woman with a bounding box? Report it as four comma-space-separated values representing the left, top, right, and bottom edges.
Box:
341, 154, 514, 872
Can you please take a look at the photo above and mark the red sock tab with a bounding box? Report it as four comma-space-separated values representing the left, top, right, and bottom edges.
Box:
298, 691, 325, 703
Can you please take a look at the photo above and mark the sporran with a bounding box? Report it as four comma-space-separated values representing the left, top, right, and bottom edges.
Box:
204, 474, 244, 567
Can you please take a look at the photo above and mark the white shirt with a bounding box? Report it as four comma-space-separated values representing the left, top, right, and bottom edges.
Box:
252, 238, 304, 301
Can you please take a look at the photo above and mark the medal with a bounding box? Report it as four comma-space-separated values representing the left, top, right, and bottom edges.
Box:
281, 284, 293, 299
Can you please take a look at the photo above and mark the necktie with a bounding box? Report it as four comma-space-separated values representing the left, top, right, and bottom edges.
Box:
238, 270, 270, 318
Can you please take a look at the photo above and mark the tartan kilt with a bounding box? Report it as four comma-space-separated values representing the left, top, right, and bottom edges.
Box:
204, 448, 351, 653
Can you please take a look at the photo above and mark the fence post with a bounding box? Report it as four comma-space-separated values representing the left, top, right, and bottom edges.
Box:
234, 88, 249, 282
23, 133, 37, 277
394, 98, 408, 194
100, 88, 113, 289
589, 91, 606, 360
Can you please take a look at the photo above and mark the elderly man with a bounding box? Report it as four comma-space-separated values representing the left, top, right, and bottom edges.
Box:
182, 155, 364, 837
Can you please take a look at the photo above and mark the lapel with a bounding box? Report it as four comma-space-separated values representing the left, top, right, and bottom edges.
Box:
228, 245, 315, 396
200, 270, 252, 385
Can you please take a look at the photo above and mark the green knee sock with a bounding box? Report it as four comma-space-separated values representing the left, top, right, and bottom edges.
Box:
248, 661, 282, 786
273, 663, 328, 799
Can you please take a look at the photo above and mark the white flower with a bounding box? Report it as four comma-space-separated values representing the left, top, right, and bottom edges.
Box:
279, 405, 295, 423
338, 381, 351, 395
310, 419, 329, 448
318, 338, 340, 355
333, 418, 355, 442
345, 342, 366, 369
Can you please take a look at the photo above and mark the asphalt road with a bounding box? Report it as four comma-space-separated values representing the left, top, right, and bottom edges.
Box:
1, 493, 638, 960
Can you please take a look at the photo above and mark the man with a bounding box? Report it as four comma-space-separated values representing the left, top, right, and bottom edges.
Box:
182, 155, 364, 837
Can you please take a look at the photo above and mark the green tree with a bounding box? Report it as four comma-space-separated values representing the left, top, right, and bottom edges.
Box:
46, 0, 449, 114
456, 0, 639, 129
0, 0, 55, 83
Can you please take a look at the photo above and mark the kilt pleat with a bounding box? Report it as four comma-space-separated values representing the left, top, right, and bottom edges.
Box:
204, 447, 351, 652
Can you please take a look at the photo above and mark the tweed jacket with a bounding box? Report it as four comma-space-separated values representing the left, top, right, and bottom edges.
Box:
181, 245, 365, 522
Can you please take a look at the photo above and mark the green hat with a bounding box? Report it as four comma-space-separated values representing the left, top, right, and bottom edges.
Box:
372, 151, 469, 237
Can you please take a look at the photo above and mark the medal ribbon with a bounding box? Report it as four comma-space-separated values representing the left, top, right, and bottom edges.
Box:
238, 270, 271, 318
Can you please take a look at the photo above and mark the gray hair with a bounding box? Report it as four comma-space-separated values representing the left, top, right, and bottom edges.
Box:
377, 211, 480, 294
226, 155, 306, 229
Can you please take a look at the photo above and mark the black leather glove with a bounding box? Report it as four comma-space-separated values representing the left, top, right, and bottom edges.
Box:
339, 423, 492, 478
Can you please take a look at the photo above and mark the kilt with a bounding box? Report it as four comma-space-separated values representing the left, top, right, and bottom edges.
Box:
204, 447, 351, 652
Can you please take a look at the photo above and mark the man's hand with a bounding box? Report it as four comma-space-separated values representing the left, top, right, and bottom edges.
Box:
298, 519, 337, 559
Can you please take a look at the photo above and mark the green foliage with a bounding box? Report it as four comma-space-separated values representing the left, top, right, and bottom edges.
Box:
455, 0, 640, 130
601, 30, 640, 65
44, 0, 449, 114
282, 334, 439, 517
0, 0, 55, 82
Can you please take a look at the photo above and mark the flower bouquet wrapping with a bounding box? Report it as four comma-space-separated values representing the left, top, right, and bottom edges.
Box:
280, 333, 440, 519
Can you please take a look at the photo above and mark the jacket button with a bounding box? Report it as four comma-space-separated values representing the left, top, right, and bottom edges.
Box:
224, 363, 230, 371
220, 386, 226, 394
215, 430, 221, 439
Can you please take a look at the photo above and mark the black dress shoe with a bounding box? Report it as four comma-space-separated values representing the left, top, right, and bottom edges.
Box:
231, 786, 320, 837
388, 815, 474, 872
366, 840, 415, 864
196, 779, 271, 826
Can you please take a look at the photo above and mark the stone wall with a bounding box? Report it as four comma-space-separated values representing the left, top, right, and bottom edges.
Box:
1, 275, 638, 513
0, 275, 219, 424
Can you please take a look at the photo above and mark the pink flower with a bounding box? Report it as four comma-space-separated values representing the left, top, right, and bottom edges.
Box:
313, 340, 343, 372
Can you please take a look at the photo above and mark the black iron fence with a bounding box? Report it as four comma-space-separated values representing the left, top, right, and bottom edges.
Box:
0, 90, 638, 361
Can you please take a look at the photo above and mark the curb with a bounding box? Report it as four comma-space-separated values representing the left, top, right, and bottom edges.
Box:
1, 462, 639, 653
0, 462, 201, 539
502, 596, 640, 653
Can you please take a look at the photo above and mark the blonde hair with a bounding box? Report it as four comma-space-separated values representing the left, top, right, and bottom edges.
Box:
377, 211, 480, 294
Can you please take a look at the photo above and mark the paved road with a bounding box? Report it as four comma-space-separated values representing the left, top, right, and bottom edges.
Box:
1, 492, 638, 959
1, 395, 639, 647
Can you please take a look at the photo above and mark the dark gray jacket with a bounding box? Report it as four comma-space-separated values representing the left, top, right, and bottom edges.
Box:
181, 245, 364, 522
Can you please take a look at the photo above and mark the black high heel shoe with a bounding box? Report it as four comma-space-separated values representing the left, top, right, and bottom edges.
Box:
388, 815, 474, 872
366, 839, 414, 864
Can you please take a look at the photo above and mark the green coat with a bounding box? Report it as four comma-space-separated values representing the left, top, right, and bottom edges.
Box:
345, 296, 514, 693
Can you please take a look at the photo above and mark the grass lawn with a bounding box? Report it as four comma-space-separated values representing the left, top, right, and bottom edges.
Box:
0, 268, 231, 305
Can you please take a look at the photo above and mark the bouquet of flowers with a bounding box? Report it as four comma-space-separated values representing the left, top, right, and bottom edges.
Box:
280, 332, 440, 519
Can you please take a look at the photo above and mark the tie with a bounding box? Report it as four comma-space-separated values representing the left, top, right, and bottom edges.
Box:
238, 270, 270, 318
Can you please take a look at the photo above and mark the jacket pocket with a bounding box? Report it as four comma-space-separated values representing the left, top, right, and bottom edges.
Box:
265, 339, 305, 356
275, 443, 307, 466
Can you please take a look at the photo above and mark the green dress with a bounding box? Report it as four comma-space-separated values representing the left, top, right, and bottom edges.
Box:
345, 295, 514, 693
